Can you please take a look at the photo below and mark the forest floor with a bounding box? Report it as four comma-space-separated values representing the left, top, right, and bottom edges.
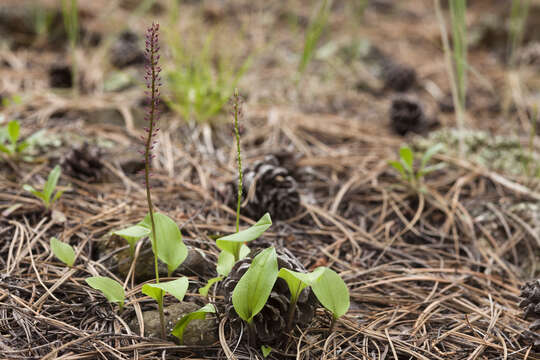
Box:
1, 0, 540, 359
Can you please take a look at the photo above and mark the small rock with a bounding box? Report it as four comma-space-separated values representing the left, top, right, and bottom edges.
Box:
136, 302, 217, 345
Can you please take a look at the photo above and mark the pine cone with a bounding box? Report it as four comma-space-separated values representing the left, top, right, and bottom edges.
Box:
228, 155, 301, 221
383, 63, 416, 92
109, 31, 145, 69
220, 248, 317, 344
390, 96, 429, 136
519, 280, 540, 350
61, 143, 104, 182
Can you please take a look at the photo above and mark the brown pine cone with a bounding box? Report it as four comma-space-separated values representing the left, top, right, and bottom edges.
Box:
227, 155, 301, 221
61, 143, 104, 182
519, 280, 540, 351
383, 63, 417, 92
109, 31, 145, 69
220, 248, 317, 344
390, 96, 431, 136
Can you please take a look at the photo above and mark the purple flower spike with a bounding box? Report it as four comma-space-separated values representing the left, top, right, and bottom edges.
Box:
141, 22, 161, 182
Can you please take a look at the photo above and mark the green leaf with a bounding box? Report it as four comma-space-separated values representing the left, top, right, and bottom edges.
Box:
7, 120, 19, 144
113, 225, 151, 254
23, 184, 47, 204
388, 160, 406, 178
217, 250, 235, 276
278, 267, 325, 303
420, 143, 444, 171
198, 276, 224, 296
217, 213, 272, 259
261, 345, 272, 358
311, 267, 349, 319
0, 143, 12, 155
171, 304, 215, 344
418, 163, 447, 178
43, 165, 61, 203
50, 237, 75, 267
141, 277, 189, 302
51, 190, 64, 205
232, 247, 278, 323
85, 276, 125, 310
16, 140, 29, 153
399, 146, 414, 172
140, 213, 188, 275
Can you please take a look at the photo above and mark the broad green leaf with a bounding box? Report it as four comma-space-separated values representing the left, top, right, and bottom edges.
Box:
278, 267, 325, 303
50, 237, 75, 267
7, 120, 19, 144
171, 304, 215, 344
311, 267, 349, 319
85, 276, 125, 310
261, 345, 272, 358
198, 276, 223, 296
140, 213, 188, 275
217, 250, 235, 276
217, 213, 272, 259
388, 160, 406, 178
142, 277, 189, 302
399, 146, 414, 172
44, 165, 61, 202
239, 244, 250, 259
232, 247, 278, 323
420, 143, 444, 170
113, 225, 151, 254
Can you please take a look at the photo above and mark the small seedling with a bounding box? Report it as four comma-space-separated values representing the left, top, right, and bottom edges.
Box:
216, 213, 272, 268
311, 267, 350, 332
142, 277, 189, 303
172, 303, 215, 344
50, 237, 75, 267
388, 143, 445, 189
23, 165, 65, 209
112, 224, 151, 256
278, 267, 325, 330
261, 345, 272, 358
165, 35, 251, 123
85, 276, 125, 311
0, 120, 30, 157
232, 247, 279, 325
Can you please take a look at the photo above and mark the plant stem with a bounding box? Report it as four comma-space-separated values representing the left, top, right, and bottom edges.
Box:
144, 23, 165, 340
286, 297, 298, 331
328, 315, 337, 334
434, 0, 465, 155
233, 88, 243, 234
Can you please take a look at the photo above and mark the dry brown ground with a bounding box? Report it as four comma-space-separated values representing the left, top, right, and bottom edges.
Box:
1, 0, 540, 359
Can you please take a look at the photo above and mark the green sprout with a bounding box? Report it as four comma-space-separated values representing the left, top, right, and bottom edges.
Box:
0, 120, 30, 157
23, 165, 65, 209
388, 143, 446, 190
50, 237, 75, 267
85, 276, 125, 311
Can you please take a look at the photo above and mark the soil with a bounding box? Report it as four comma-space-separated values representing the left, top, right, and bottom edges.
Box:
1, 0, 540, 359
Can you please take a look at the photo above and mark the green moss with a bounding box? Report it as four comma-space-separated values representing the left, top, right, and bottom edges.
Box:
414, 128, 540, 177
